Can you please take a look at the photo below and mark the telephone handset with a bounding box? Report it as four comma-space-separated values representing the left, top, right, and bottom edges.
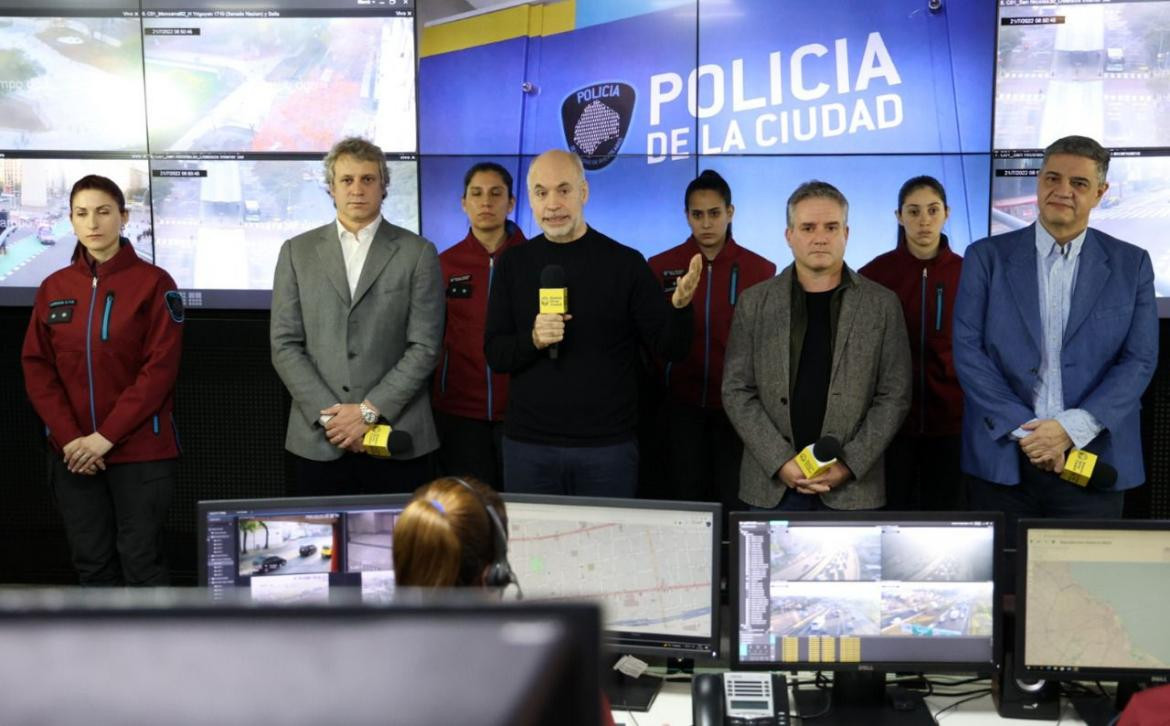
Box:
692, 671, 789, 726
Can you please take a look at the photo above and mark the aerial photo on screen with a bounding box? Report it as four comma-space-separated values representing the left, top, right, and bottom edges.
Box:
150, 158, 418, 293
142, 15, 415, 153
996, 1, 1170, 149
769, 581, 882, 637
768, 524, 882, 581
880, 581, 994, 637
0, 15, 146, 151
881, 525, 995, 582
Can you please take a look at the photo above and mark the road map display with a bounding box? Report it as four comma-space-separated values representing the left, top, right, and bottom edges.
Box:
1024, 528, 1170, 672
506, 501, 715, 643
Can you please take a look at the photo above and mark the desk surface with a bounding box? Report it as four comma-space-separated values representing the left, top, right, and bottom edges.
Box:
612, 679, 1090, 725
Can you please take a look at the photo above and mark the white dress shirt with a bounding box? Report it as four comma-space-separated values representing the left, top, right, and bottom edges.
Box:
336, 216, 381, 298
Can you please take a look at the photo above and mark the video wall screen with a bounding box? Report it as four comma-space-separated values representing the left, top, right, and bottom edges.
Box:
994, 0, 1170, 310
0, 0, 417, 309
420, 0, 995, 269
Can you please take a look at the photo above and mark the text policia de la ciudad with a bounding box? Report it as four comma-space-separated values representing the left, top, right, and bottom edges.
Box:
646, 32, 903, 161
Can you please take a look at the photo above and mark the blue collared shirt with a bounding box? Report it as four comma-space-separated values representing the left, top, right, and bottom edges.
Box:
1010, 223, 1102, 447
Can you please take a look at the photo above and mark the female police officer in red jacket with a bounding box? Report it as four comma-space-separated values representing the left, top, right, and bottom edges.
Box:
859, 175, 963, 511
22, 174, 183, 585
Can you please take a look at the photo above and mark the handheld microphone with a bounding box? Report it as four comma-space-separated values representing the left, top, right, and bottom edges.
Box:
1058, 449, 1119, 491
795, 436, 843, 479
539, 264, 568, 360
362, 426, 413, 459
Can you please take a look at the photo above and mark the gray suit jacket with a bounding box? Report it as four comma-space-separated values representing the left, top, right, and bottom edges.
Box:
271, 219, 444, 461
722, 265, 911, 509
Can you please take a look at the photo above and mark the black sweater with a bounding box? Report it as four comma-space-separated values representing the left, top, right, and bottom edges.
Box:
484, 227, 693, 446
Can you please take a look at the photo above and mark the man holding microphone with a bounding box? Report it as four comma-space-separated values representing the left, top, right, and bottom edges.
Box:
484, 150, 701, 497
954, 136, 1158, 539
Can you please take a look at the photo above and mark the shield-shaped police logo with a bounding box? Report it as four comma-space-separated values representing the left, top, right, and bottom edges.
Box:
561, 81, 635, 171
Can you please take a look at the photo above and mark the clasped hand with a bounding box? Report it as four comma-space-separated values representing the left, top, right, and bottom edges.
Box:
62, 433, 113, 475
322, 403, 370, 453
1018, 419, 1072, 473
778, 458, 852, 495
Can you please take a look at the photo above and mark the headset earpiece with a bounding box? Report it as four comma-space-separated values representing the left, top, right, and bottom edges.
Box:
450, 477, 516, 592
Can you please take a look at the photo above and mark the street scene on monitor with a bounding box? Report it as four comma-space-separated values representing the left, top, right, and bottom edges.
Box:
739, 521, 997, 665
237, 514, 338, 578
991, 154, 1170, 295
769, 524, 882, 581
150, 158, 418, 294
995, 1, 1170, 150
0, 15, 147, 151
0, 158, 151, 287
142, 15, 415, 153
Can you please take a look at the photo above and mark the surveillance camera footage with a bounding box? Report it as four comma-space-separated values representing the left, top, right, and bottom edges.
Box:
737, 519, 997, 667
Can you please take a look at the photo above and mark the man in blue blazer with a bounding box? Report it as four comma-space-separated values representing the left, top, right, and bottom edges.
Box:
954, 135, 1157, 539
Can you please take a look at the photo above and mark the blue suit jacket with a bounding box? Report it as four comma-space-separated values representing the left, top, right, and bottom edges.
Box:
953, 224, 1158, 489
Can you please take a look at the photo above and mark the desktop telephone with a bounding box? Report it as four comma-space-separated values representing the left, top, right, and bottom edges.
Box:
692, 672, 790, 726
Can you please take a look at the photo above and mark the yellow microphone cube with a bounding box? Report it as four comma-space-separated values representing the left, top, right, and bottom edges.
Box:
539, 288, 569, 315
362, 424, 394, 458
1060, 450, 1097, 488
795, 448, 834, 479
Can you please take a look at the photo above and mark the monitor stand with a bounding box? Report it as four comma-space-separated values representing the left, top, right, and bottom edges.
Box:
603, 656, 662, 712
793, 671, 935, 725
1070, 679, 1146, 726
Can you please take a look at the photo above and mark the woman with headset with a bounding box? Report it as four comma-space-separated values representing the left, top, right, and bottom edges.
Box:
392, 475, 515, 590
392, 476, 616, 725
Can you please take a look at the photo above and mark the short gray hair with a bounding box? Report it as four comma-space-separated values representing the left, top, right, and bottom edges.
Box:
526, 149, 586, 189
786, 180, 848, 229
323, 137, 390, 199
1042, 135, 1110, 185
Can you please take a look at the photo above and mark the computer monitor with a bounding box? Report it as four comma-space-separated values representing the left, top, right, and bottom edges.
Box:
501, 494, 720, 711
731, 511, 1001, 723
197, 493, 411, 605
502, 494, 721, 658
1016, 519, 1170, 709
0, 591, 601, 726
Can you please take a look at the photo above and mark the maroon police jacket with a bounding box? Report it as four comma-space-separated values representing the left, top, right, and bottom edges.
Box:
22, 240, 184, 462
432, 223, 526, 421
648, 236, 776, 409
859, 233, 963, 436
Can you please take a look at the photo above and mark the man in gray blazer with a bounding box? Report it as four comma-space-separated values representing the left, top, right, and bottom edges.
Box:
723, 181, 911, 510
271, 137, 444, 495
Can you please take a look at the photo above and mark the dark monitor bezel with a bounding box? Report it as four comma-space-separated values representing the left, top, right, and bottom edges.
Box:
729, 509, 1003, 673
196, 493, 412, 587
1015, 518, 1170, 682
0, 597, 599, 726
501, 493, 722, 659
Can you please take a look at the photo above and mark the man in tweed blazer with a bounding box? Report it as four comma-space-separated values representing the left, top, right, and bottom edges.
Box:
723, 181, 911, 510
271, 137, 444, 496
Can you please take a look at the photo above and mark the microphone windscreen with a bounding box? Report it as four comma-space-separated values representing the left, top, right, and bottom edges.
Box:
540, 264, 566, 288
386, 429, 414, 454
812, 436, 843, 462
1090, 461, 1119, 490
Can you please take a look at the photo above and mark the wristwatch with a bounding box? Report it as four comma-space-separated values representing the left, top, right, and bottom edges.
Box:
359, 402, 378, 425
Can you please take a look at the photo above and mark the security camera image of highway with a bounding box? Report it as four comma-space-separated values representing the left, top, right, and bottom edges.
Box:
768, 524, 881, 581
769, 581, 881, 637
881, 526, 994, 582
880, 582, 993, 637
